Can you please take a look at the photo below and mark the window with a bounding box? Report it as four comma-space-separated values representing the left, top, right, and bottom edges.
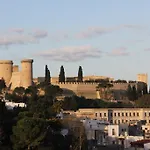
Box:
149, 112, 150, 117
114, 120, 117, 124
114, 113, 116, 117
95, 113, 97, 117
137, 112, 139, 116
112, 129, 115, 135
126, 113, 128, 116
122, 120, 124, 123
100, 113, 102, 117
129, 113, 131, 116
122, 113, 124, 116
104, 113, 106, 117
118, 120, 120, 124
145, 112, 147, 117
118, 113, 120, 117
133, 112, 135, 116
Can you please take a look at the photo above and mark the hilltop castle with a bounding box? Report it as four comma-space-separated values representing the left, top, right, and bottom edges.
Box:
0, 59, 33, 90
0, 59, 147, 100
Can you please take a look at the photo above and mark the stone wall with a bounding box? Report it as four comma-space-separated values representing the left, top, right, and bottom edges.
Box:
53, 82, 140, 99
55, 82, 98, 99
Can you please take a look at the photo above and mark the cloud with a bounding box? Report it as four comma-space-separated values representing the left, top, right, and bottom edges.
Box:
35, 45, 102, 62
77, 24, 145, 39
107, 47, 129, 56
32, 30, 48, 39
144, 48, 150, 51
10, 28, 24, 34
0, 35, 38, 47
0, 28, 49, 47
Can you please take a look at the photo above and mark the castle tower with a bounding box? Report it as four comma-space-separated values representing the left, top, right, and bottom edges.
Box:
137, 73, 148, 84
20, 59, 33, 88
0, 60, 13, 86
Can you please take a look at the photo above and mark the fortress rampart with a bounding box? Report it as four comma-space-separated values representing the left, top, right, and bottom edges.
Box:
52, 82, 140, 99
0, 59, 33, 89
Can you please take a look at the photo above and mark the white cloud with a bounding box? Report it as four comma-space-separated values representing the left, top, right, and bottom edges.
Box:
77, 24, 145, 38
107, 47, 129, 56
32, 30, 48, 38
0, 35, 38, 47
35, 45, 102, 62
10, 28, 24, 34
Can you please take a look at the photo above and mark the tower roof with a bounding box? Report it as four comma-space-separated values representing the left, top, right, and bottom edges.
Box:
21, 59, 33, 63
0, 60, 13, 64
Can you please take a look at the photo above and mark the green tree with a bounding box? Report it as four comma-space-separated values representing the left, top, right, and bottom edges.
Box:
77, 66, 83, 82
11, 117, 50, 150
96, 79, 114, 100
142, 83, 148, 95
59, 66, 65, 83
44, 65, 51, 84
132, 85, 137, 100
136, 94, 150, 107
0, 79, 6, 93
127, 85, 133, 100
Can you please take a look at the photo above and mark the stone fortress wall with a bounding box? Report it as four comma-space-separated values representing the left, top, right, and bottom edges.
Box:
36, 75, 145, 99
54, 82, 140, 99
0, 59, 33, 90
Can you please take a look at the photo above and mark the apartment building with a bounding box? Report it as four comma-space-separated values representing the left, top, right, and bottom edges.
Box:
74, 108, 150, 125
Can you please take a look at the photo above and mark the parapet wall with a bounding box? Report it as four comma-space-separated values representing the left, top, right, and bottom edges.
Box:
53, 82, 139, 99
54, 83, 97, 99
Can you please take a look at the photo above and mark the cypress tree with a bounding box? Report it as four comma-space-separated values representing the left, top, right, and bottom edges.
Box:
132, 85, 137, 100
59, 65, 65, 83
78, 66, 83, 82
45, 65, 51, 84
127, 84, 132, 100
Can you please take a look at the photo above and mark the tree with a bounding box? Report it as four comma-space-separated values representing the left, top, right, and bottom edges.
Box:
11, 117, 53, 150
62, 118, 87, 150
132, 85, 137, 100
142, 83, 148, 95
136, 94, 150, 108
59, 66, 65, 83
127, 85, 133, 101
77, 66, 83, 82
0, 79, 6, 93
44, 65, 51, 84
96, 80, 114, 100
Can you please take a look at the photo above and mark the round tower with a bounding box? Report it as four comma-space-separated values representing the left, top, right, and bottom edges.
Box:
0, 60, 13, 86
21, 59, 33, 88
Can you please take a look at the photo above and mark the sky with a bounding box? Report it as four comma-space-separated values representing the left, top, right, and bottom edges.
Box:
0, 0, 150, 82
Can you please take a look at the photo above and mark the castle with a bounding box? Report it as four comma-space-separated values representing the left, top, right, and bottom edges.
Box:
0, 59, 33, 90
0, 59, 147, 100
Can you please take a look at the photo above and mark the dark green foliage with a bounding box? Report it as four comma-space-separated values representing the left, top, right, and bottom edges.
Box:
45, 65, 51, 84
127, 85, 137, 101
143, 83, 148, 95
0, 79, 6, 93
59, 66, 65, 83
11, 117, 62, 150
78, 66, 83, 82
136, 94, 150, 108
62, 96, 133, 110
113, 79, 127, 83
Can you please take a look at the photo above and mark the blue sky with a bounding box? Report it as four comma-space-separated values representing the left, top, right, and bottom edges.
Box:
0, 0, 150, 82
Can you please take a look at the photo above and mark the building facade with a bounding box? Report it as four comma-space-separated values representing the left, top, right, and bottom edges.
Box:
69, 108, 150, 125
